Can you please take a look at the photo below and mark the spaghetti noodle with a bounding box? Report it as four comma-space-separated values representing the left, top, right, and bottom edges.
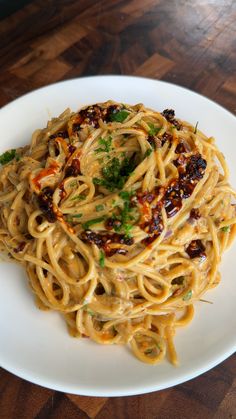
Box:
0, 100, 236, 365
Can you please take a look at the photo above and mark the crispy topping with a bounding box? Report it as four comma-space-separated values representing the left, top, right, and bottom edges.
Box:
186, 239, 206, 259
175, 142, 188, 154
160, 132, 173, 146
65, 159, 81, 178
162, 109, 182, 130
81, 230, 134, 257
14, 241, 26, 253
49, 130, 68, 140
190, 208, 201, 220
139, 153, 207, 244
37, 187, 56, 223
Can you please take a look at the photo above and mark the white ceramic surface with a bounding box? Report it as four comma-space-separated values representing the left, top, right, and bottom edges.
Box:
0, 76, 235, 396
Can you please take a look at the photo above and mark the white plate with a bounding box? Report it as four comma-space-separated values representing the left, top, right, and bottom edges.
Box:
0, 76, 236, 397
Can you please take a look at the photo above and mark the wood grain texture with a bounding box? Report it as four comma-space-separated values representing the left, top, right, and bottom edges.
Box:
0, 0, 236, 418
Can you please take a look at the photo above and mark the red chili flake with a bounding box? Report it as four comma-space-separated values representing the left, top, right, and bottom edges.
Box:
190, 208, 201, 220
186, 240, 206, 259
137, 191, 155, 204
162, 109, 182, 130
14, 242, 26, 253
183, 153, 207, 181
37, 187, 56, 223
175, 142, 187, 154
160, 132, 173, 146
49, 131, 68, 140
81, 230, 134, 256
68, 145, 76, 155
73, 104, 110, 130
65, 159, 80, 178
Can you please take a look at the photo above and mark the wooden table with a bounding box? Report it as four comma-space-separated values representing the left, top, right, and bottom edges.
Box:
1, 1, 236, 418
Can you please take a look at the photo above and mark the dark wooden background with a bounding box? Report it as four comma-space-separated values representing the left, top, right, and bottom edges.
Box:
0, 0, 236, 418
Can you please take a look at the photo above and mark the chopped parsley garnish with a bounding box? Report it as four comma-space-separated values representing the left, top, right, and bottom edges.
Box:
144, 148, 153, 157
67, 213, 83, 223
95, 136, 113, 153
110, 110, 129, 123
221, 225, 230, 232
99, 250, 105, 267
93, 155, 137, 192
119, 190, 133, 201
194, 121, 199, 134
95, 204, 104, 212
183, 290, 192, 301
111, 191, 136, 237
0, 149, 17, 165
84, 306, 95, 316
148, 123, 161, 136
70, 194, 86, 201
69, 180, 77, 187
82, 216, 105, 230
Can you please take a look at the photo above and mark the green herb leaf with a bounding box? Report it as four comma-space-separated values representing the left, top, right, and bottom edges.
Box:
119, 191, 133, 201
95, 204, 104, 212
99, 250, 105, 268
183, 290, 192, 301
82, 216, 105, 230
110, 110, 129, 123
70, 194, 86, 201
144, 148, 153, 157
148, 123, 161, 136
95, 136, 113, 153
93, 155, 137, 192
0, 149, 17, 165
221, 225, 230, 232
66, 213, 83, 223
84, 306, 95, 316
194, 121, 199, 134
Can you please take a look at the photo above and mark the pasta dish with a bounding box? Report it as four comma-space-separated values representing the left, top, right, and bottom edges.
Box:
0, 100, 235, 365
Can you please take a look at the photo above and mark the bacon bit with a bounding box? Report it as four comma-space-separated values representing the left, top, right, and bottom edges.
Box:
37, 187, 56, 223
81, 230, 134, 257
190, 208, 201, 220
65, 158, 80, 178
14, 241, 26, 253
186, 240, 206, 259
32, 161, 59, 190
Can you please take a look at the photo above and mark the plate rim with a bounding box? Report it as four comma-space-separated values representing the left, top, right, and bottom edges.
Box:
0, 75, 236, 397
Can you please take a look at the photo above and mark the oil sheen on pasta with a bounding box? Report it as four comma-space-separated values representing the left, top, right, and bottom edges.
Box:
0, 101, 236, 365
